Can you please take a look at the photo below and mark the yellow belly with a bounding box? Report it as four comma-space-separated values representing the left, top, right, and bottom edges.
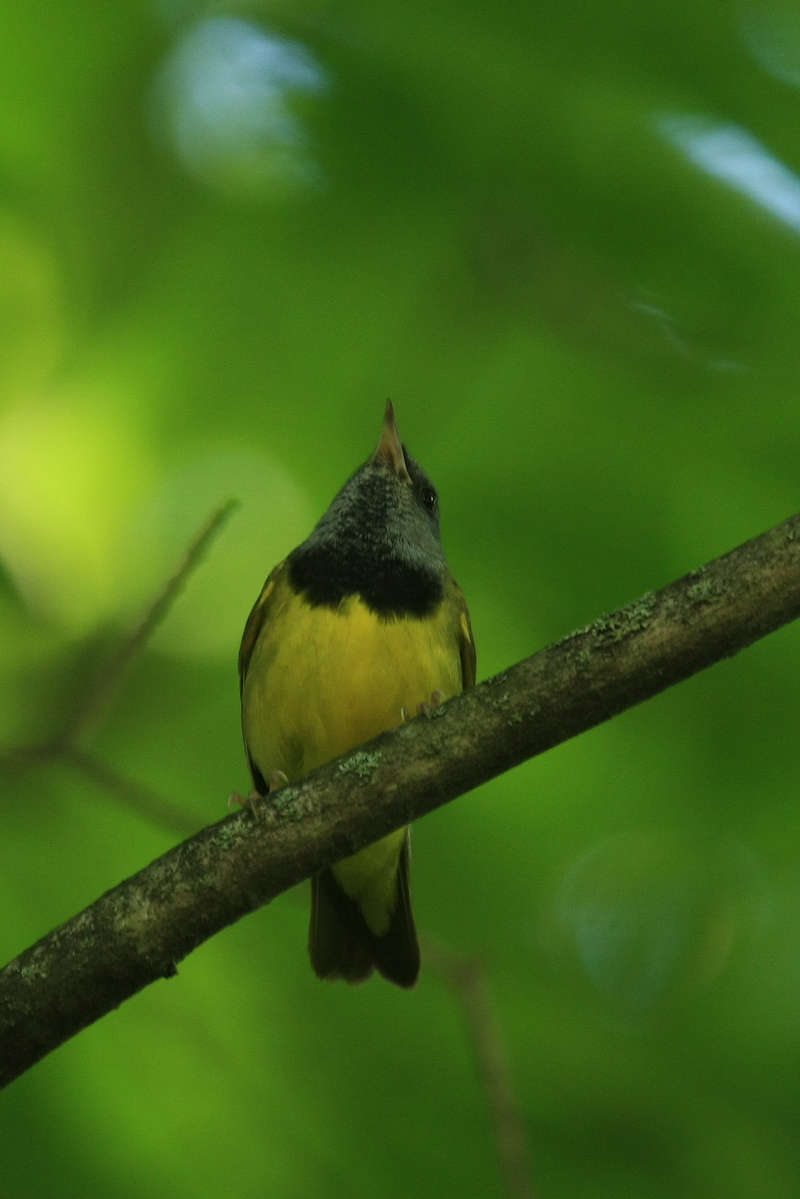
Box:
242, 589, 462, 780
242, 586, 462, 933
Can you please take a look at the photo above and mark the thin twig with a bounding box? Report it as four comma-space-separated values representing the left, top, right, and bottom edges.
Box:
55, 499, 238, 749
2, 507, 800, 1086
423, 937, 535, 1199
63, 750, 201, 839
0, 502, 238, 835
0, 745, 198, 839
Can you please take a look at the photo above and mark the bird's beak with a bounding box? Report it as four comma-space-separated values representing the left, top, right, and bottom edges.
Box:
371, 399, 411, 481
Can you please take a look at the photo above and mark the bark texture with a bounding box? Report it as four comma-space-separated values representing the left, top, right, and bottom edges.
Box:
2, 510, 800, 1087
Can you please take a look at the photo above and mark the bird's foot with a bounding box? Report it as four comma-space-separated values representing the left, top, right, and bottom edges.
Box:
228, 789, 262, 814
418, 689, 445, 718
228, 772, 288, 820
401, 690, 445, 723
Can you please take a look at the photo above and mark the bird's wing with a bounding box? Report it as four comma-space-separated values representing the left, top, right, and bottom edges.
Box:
238, 558, 287, 696
453, 580, 477, 690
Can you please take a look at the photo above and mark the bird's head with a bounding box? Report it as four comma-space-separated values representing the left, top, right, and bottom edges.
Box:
306, 400, 446, 572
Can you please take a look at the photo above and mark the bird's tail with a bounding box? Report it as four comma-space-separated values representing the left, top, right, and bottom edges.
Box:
308, 838, 420, 988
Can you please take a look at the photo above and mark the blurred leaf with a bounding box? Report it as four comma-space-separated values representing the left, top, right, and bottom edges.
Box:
2, 0, 800, 1195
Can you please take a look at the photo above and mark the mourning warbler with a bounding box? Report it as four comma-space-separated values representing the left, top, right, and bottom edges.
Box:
239, 401, 475, 987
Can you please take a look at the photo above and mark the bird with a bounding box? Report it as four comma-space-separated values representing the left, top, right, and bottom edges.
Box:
238, 401, 475, 988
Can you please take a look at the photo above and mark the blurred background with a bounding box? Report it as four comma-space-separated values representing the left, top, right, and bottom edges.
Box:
1, 0, 800, 1195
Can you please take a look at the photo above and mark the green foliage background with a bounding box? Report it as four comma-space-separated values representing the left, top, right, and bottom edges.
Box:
2, 1, 800, 1195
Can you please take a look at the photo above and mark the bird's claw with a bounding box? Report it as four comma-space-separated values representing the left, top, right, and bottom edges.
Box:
401, 690, 445, 722
417, 689, 445, 718
228, 771, 288, 821
228, 789, 262, 813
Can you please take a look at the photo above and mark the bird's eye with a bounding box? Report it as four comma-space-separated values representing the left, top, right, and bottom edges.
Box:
419, 486, 437, 514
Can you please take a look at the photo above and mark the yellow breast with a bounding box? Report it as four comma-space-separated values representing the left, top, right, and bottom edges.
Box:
242, 583, 463, 784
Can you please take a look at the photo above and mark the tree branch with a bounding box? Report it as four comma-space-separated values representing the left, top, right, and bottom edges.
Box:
2, 510, 800, 1089
423, 937, 536, 1199
0, 502, 237, 834
54, 499, 238, 749
61, 749, 201, 839
0, 744, 199, 839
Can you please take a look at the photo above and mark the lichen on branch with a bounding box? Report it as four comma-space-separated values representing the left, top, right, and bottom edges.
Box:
2, 509, 800, 1089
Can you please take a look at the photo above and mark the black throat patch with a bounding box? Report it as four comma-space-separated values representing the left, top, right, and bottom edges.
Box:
288, 544, 444, 618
